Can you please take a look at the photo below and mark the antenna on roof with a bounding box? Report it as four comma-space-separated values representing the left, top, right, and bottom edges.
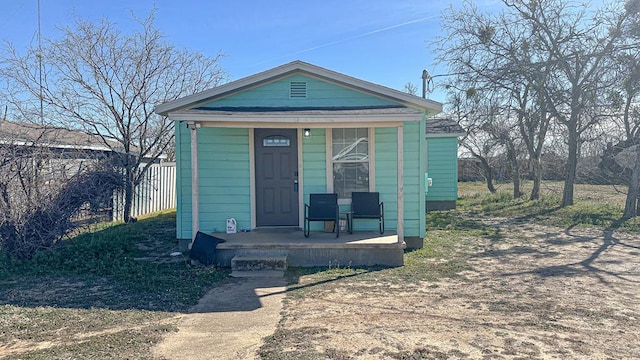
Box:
37, 0, 44, 125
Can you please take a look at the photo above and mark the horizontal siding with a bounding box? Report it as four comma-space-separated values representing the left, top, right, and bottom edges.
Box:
373, 124, 424, 238
200, 74, 399, 108
302, 129, 327, 231
177, 126, 251, 239
426, 137, 459, 202
374, 128, 398, 232
402, 122, 422, 237
176, 122, 189, 239
176, 121, 428, 239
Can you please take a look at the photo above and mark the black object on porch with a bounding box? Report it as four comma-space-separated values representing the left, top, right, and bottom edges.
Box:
350, 192, 384, 234
304, 193, 340, 237
189, 231, 226, 266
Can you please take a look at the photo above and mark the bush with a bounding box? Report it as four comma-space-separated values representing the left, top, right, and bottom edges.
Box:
0, 164, 123, 260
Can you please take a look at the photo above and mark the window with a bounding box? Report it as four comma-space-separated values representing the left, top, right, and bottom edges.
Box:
332, 128, 369, 198
263, 135, 290, 147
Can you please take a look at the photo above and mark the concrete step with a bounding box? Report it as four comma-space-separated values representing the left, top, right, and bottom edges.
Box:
236, 249, 288, 257
230, 270, 285, 278
231, 255, 288, 272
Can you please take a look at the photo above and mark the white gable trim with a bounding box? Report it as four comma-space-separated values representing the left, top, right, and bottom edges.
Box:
167, 109, 424, 126
155, 61, 442, 115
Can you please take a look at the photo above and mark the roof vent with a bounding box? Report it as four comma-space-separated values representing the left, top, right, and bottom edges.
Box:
289, 81, 307, 99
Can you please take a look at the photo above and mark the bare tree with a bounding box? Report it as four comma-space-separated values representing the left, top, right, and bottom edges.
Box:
1, 10, 225, 222
601, 21, 640, 217
449, 90, 501, 193
617, 1, 640, 218
435, 0, 552, 201
404, 82, 418, 96
436, 0, 638, 207
486, 107, 524, 198
511, 74, 553, 200
510, 0, 636, 206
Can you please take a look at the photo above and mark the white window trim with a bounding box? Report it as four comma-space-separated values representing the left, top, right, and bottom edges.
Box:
326, 127, 375, 205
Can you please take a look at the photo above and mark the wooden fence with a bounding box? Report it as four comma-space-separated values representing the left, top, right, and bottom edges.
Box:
112, 162, 176, 221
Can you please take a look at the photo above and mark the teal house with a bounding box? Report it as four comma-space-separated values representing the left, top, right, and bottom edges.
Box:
425, 117, 465, 211
155, 61, 443, 265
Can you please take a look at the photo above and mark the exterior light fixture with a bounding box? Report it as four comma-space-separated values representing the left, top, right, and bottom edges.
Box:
303, 128, 311, 137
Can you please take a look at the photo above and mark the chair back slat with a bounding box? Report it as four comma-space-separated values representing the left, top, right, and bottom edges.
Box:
309, 193, 338, 219
351, 192, 380, 216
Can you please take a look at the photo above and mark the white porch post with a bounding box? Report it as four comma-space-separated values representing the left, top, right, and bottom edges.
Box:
188, 121, 200, 248
397, 125, 404, 243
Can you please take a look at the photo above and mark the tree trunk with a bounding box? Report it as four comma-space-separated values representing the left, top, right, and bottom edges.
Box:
562, 123, 578, 207
478, 157, 496, 193
623, 145, 640, 219
512, 168, 521, 198
123, 167, 135, 223
530, 156, 542, 200
506, 140, 521, 198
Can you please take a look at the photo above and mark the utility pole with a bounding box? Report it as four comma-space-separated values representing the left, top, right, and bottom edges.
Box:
37, 0, 44, 125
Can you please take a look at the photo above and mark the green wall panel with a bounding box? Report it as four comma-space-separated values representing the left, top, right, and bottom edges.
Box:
175, 125, 251, 239
200, 74, 398, 109
373, 123, 426, 238
426, 137, 459, 201
374, 128, 398, 232
302, 129, 327, 231
177, 122, 429, 240
175, 123, 182, 238
402, 122, 424, 238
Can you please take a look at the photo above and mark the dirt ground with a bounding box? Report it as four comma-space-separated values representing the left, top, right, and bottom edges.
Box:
262, 218, 640, 359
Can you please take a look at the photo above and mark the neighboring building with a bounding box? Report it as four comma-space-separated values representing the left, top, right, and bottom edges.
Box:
425, 116, 465, 210
0, 120, 122, 155
0, 120, 174, 220
0, 119, 124, 179
155, 60, 443, 256
0, 119, 165, 163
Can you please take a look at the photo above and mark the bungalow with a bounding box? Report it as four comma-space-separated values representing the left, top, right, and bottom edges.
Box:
155, 61, 443, 266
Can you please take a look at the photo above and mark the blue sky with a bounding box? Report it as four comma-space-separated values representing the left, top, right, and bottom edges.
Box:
0, 0, 501, 104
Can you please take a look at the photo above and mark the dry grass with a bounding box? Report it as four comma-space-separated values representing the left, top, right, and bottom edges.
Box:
260, 183, 640, 359
0, 210, 227, 359
458, 180, 628, 207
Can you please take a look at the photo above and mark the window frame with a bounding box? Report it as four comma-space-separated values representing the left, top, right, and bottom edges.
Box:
326, 127, 375, 203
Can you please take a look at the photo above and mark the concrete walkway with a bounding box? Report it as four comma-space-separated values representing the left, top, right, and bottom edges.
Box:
153, 276, 287, 360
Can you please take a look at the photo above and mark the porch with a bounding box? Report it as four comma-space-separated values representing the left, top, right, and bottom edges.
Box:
212, 229, 405, 267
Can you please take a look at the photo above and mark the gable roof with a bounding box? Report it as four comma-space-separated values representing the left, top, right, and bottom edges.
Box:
1, 120, 110, 151
0, 120, 128, 153
426, 116, 466, 137
155, 60, 442, 116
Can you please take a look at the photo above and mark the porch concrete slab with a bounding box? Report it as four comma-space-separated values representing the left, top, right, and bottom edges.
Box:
212, 229, 405, 268
215, 230, 400, 249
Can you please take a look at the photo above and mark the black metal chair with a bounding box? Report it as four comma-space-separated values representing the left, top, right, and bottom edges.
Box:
350, 192, 384, 234
304, 193, 340, 237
